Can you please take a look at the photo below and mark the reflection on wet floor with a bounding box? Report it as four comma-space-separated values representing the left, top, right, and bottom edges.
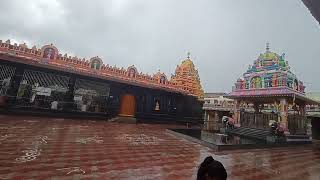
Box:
0, 115, 319, 180
172, 128, 262, 145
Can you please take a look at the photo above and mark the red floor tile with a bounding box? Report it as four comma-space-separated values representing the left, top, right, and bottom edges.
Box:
0, 115, 319, 180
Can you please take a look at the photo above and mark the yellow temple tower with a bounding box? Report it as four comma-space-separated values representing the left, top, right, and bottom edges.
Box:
171, 53, 204, 100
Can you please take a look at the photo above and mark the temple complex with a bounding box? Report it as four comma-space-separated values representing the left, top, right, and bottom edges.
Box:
228, 43, 319, 136
0, 39, 203, 122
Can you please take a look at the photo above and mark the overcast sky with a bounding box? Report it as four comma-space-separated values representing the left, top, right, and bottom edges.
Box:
0, 0, 319, 93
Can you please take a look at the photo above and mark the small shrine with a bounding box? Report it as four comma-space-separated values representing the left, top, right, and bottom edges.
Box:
228, 43, 319, 135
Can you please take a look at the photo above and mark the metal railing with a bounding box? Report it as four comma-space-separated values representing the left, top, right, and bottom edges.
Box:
288, 115, 307, 135
240, 112, 278, 129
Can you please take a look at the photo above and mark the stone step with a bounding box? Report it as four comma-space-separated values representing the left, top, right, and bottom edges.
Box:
109, 116, 136, 124
227, 127, 272, 140
286, 135, 311, 142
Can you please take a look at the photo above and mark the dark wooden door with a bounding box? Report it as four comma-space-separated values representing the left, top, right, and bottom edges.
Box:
119, 94, 136, 117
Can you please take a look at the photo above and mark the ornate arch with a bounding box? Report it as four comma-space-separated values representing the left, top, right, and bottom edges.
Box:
41, 44, 59, 60
90, 57, 103, 70
159, 75, 167, 84
127, 65, 138, 78
250, 76, 262, 89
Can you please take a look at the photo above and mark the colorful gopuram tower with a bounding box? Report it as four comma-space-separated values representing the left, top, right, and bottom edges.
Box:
171, 53, 204, 100
228, 43, 318, 134
237, 43, 305, 93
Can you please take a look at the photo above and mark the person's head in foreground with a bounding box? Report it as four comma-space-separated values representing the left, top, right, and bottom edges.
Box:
197, 156, 227, 180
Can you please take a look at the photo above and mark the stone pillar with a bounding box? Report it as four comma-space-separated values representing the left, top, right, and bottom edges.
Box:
207, 111, 213, 131
233, 100, 240, 123
204, 110, 213, 131
279, 98, 288, 130
208, 112, 212, 130
253, 103, 259, 113
63, 77, 76, 111
213, 111, 220, 131
203, 110, 208, 129
7, 66, 24, 105
299, 103, 306, 115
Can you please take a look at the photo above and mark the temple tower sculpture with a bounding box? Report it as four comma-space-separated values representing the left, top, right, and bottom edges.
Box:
171, 53, 204, 100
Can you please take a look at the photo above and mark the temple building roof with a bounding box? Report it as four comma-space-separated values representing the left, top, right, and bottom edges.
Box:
307, 92, 320, 102
0, 39, 204, 99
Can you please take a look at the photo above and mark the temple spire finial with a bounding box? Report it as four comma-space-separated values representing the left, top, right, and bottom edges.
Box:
266, 42, 270, 52
187, 52, 190, 59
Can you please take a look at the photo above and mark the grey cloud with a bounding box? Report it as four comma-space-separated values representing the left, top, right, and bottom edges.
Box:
0, 0, 319, 92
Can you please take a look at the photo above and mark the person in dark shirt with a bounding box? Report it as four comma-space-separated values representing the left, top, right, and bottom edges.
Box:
197, 156, 227, 180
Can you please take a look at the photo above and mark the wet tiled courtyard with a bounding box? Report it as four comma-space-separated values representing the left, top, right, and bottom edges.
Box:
0, 115, 320, 180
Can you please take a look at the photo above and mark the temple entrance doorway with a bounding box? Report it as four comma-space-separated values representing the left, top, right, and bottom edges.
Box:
311, 116, 320, 140
119, 94, 136, 117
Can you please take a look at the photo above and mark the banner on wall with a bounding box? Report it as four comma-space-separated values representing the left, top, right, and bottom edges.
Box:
74, 95, 83, 101
35, 87, 52, 96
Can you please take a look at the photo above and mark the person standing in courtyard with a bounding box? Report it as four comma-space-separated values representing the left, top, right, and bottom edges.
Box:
197, 156, 227, 180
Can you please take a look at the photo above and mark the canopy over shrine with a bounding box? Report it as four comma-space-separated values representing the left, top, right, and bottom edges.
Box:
228, 43, 319, 134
